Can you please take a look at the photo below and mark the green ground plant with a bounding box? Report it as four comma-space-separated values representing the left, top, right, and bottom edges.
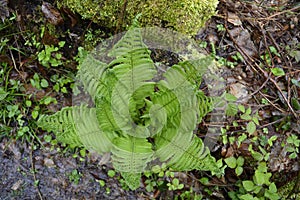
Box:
220, 101, 299, 199
68, 169, 82, 185
37, 22, 223, 189
37, 41, 65, 68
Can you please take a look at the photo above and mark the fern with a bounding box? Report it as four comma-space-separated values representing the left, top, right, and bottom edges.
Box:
38, 23, 222, 190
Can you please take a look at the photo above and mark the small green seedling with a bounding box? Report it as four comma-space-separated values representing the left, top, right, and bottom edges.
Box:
68, 169, 82, 185
224, 156, 244, 176
167, 178, 184, 191
38, 41, 65, 68
285, 134, 300, 159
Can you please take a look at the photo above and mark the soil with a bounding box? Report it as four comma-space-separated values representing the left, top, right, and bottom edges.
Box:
0, 0, 299, 199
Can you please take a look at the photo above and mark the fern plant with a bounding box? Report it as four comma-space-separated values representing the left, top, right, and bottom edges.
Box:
38, 23, 222, 189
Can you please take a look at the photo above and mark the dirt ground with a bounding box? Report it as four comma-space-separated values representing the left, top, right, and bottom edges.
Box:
0, 0, 299, 199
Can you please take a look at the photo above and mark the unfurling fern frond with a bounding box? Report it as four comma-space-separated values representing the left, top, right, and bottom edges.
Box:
106, 33, 156, 138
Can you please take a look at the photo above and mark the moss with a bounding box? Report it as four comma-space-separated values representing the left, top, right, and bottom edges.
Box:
58, 0, 218, 35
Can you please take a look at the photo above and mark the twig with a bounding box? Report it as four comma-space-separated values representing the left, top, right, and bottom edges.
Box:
248, 72, 271, 97
259, 116, 287, 128
30, 140, 44, 200
258, 91, 287, 114
224, 9, 299, 120
8, 48, 20, 74
269, 77, 299, 119
263, 5, 300, 20
258, 23, 274, 68
240, 5, 300, 21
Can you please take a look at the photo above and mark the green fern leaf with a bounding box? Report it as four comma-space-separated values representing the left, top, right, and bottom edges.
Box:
111, 135, 153, 173
120, 172, 141, 190
38, 105, 114, 153
75, 105, 115, 153
196, 91, 215, 121
107, 50, 156, 138
108, 27, 148, 59
96, 96, 120, 132
77, 54, 109, 101
154, 128, 193, 162
38, 106, 83, 146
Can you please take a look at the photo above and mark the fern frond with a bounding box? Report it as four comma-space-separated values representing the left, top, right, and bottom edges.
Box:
38, 105, 114, 153
155, 129, 219, 173
196, 91, 215, 122
108, 27, 148, 59
167, 137, 209, 171
174, 56, 213, 88
111, 136, 153, 173
107, 49, 156, 138
120, 172, 141, 190
75, 105, 115, 154
154, 67, 199, 132
154, 128, 193, 162
77, 54, 109, 101
38, 106, 82, 146
96, 96, 120, 132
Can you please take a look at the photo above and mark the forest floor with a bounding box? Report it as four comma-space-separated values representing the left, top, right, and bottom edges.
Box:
0, 0, 299, 199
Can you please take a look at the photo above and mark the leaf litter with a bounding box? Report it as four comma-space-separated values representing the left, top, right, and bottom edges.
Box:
0, 0, 300, 199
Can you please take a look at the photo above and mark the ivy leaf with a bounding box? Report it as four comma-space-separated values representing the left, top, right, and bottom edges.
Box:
254, 171, 271, 185
291, 79, 300, 87
251, 151, 263, 161
245, 107, 251, 115
271, 67, 285, 76
268, 182, 277, 193
236, 156, 244, 166
238, 104, 245, 113
224, 156, 237, 169
242, 180, 255, 192
225, 93, 238, 102
257, 162, 268, 172
226, 103, 238, 116
268, 136, 277, 146
240, 194, 258, 200
235, 166, 243, 176
247, 121, 256, 134
199, 177, 209, 185
41, 79, 49, 88
240, 113, 252, 120
291, 98, 300, 110
252, 117, 259, 125
264, 190, 280, 200
289, 50, 300, 62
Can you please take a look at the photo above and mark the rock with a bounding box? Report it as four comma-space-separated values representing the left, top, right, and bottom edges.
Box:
44, 158, 56, 168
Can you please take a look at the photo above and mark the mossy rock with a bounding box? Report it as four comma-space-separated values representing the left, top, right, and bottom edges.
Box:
58, 0, 219, 35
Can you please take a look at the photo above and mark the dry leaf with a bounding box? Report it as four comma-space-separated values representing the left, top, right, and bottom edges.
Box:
11, 180, 23, 191
42, 2, 63, 25
227, 12, 242, 26
228, 27, 258, 57
0, 0, 9, 22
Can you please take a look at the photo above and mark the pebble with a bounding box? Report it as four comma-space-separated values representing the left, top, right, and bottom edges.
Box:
44, 158, 55, 167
